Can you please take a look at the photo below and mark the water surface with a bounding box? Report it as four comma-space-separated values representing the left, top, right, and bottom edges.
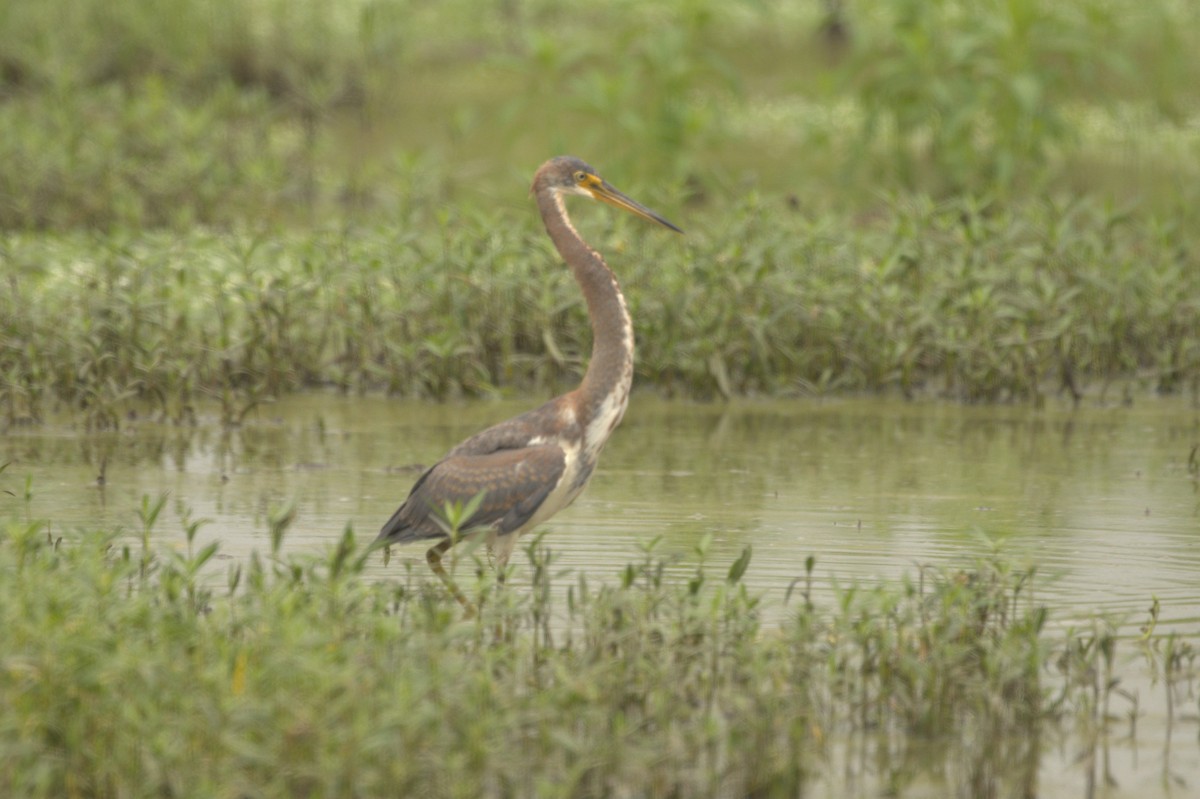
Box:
6, 395, 1197, 629
4, 394, 1198, 797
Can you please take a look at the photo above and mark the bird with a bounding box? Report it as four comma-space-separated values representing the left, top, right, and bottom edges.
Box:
373, 156, 682, 612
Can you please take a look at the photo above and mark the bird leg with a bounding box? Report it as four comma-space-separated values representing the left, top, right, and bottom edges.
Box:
426, 538, 477, 618
487, 539, 518, 643
490, 532, 520, 586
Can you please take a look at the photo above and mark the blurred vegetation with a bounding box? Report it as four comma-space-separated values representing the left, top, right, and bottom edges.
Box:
2, 0, 1200, 411
2, 0, 1199, 226
2, 513, 1194, 797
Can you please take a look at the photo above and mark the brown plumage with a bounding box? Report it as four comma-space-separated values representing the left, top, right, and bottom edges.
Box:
374, 156, 682, 610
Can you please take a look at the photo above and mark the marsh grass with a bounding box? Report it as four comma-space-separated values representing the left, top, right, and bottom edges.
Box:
0, 502, 1195, 798
4, 195, 1199, 428
4, 0, 1200, 416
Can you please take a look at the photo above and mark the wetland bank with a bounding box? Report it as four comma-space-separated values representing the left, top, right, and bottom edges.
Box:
4, 0, 1200, 796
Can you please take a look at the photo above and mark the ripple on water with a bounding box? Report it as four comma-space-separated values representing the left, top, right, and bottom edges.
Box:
4, 395, 1197, 634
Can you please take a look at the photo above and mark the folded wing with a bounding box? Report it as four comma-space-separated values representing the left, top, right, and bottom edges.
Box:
378, 444, 567, 544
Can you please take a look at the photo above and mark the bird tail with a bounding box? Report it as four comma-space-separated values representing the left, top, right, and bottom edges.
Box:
373, 502, 445, 549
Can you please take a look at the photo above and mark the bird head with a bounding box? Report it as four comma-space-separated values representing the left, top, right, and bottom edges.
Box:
534, 156, 683, 234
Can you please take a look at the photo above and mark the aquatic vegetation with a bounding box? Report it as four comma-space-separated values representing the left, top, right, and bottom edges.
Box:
0, 505, 1193, 797
2, 0, 1198, 419
3, 196, 1198, 428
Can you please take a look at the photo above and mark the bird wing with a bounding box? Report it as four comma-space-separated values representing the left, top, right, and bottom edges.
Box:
445, 400, 566, 458
377, 444, 567, 544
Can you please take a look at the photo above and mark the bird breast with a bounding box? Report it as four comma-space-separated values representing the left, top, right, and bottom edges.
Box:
583, 379, 629, 462
521, 386, 625, 532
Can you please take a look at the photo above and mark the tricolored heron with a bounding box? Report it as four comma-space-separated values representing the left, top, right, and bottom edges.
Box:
374, 156, 682, 610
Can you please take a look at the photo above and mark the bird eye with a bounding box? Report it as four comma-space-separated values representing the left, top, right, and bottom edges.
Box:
573, 171, 586, 183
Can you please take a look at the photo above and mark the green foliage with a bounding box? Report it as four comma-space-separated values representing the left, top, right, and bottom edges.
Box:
499, 3, 739, 183
1, 0, 1198, 413
3, 194, 1199, 425
846, 0, 1109, 191
0, 82, 296, 229
2, 0, 1200, 227
0, 513, 1192, 797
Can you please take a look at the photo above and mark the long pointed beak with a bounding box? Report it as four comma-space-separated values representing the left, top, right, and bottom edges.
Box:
588, 179, 683, 234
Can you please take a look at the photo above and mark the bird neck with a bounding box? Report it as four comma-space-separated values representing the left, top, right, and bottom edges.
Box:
537, 189, 635, 428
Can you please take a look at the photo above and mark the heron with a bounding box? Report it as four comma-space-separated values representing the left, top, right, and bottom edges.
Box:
374, 156, 682, 611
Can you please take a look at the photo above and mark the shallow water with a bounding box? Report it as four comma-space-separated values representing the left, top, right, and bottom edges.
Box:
6, 394, 1197, 628
4, 394, 1199, 796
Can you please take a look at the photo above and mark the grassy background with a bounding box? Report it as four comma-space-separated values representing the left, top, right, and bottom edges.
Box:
3, 0, 1200, 416
3, 0, 1200, 227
